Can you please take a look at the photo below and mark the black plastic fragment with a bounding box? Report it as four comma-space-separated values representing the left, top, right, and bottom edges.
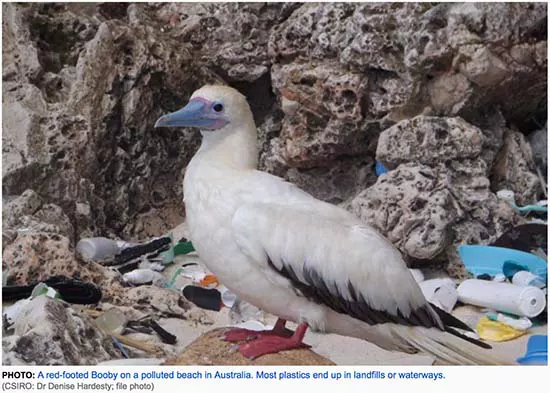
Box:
114, 237, 172, 265
2, 275, 102, 304
182, 285, 222, 312
148, 319, 177, 344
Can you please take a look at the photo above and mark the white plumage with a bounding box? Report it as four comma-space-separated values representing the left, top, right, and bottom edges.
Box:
155, 85, 511, 365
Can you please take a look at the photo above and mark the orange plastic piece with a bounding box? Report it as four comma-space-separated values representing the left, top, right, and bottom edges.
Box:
199, 274, 219, 288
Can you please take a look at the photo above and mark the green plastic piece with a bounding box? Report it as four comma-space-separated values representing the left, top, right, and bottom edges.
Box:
517, 205, 548, 213
158, 232, 175, 265
174, 241, 195, 255
160, 246, 175, 265
167, 267, 185, 289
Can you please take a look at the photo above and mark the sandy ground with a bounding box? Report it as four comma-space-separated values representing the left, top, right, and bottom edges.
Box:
159, 310, 547, 365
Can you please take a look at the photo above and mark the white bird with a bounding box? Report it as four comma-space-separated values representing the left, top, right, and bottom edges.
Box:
155, 85, 509, 365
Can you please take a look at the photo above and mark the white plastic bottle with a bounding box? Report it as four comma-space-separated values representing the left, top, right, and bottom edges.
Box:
511, 271, 546, 289
76, 237, 120, 262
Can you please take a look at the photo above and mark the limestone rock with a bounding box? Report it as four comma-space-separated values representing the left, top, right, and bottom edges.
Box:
528, 122, 548, 177
2, 189, 44, 228
2, 2, 206, 240
491, 129, 541, 205
164, 328, 335, 366
376, 116, 484, 168
2, 232, 112, 287
351, 159, 522, 267
3, 296, 121, 365
404, 2, 547, 127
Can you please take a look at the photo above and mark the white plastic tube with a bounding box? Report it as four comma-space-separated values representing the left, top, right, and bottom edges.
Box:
457, 279, 546, 318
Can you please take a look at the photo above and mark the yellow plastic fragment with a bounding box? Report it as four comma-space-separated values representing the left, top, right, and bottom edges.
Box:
476, 316, 528, 342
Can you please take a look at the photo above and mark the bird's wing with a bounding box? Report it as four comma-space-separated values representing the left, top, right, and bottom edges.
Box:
230, 192, 445, 330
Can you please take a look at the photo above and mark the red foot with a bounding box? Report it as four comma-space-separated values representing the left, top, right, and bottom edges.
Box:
222, 318, 293, 342
238, 322, 310, 360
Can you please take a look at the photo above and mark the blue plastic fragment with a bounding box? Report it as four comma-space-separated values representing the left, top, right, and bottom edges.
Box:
111, 336, 129, 359
517, 335, 548, 365
375, 161, 389, 176
457, 245, 548, 282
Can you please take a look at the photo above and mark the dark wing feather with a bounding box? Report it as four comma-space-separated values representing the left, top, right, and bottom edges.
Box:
268, 258, 442, 330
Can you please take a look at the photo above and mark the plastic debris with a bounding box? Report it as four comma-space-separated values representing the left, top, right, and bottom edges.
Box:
122, 269, 165, 285
157, 233, 176, 265
138, 260, 165, 272
148, 319, 177, 345
517, 335, 548, 365
375, 161, 389, 176
497, 190, 549, 214
182, 285, 222, 311
229, 298, 265, 325
173, 240, 195, 255
476, 316, 528, 342
110, 333, 161, 356
485, 312, 532, 330
112, 336, 130, 358
458, 245, 547, 281
503, 261, 547, 289
95, 308, 127, 335
166, 263, 218, 289
198, 274, 219, 288
30, 283, 61, 299
492, 273, 507, 283
2, 275, 102, 304
76, 237, 120, 262
512, 271, 546, 289
114, 236, 172, 265
457, 279, 547, 318
3, 283, 61, 328
233, 320, 274, 331
419, 278, 458, 313
220, 286, 237, 308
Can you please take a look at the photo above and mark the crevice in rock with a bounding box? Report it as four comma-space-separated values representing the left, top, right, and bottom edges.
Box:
229, 71, 277, 126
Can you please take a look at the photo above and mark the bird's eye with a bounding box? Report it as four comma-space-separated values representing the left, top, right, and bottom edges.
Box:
213, 103, 224, 113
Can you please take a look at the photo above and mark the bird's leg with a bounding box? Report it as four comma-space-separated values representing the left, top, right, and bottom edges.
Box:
238, 322, 311, 360
222, 318, 293, 342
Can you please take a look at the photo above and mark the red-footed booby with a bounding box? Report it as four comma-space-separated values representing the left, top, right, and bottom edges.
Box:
155, 85, 509, 365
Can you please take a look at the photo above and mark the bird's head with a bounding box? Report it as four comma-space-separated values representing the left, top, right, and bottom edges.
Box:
154, 85, 254, 133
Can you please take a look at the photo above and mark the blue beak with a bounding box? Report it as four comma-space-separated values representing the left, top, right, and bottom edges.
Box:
155, 100, 214, 129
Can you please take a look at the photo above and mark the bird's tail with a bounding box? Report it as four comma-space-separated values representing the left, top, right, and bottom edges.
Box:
387, 324, 515, 365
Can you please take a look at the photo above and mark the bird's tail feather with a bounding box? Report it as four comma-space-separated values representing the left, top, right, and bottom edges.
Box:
390, 325, 514, 365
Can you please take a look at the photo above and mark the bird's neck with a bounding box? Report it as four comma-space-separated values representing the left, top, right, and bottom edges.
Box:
197, 125, 259, 170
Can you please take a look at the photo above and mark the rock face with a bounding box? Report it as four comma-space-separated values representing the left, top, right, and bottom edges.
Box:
3, 296, 121, 365
164, 328, 335, 366
2, 3, 546, 270
352, 116, 525, 274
